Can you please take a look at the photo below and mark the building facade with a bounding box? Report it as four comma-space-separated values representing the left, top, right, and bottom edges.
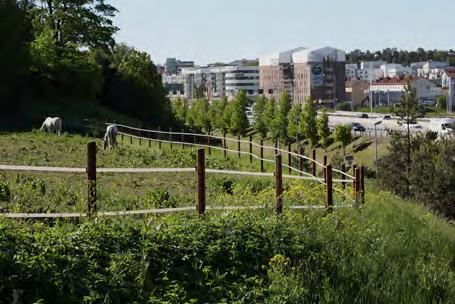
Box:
346, 80, 369, 108
370, 77, 438, 106
259, 46, 346, 107
164, 58, 195, 75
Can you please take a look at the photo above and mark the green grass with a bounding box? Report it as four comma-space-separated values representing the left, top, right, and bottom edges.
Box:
0, 132, 350, 214
1, 132, 455, 303
1, 191, 455, 303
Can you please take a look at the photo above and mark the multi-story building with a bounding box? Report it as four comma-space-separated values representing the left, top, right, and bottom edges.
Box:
259, 46, 346, 107
162, 74, 185, 96
182, 65, 260, 100
164, 58, 195, 75
346, 63, 358, 81
370, 77, 438, 106
442, 68, 455, 113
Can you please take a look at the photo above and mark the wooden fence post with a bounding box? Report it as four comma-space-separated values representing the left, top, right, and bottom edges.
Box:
148, 127, 151, 148
207, 130, 211, 155
323, 155, 328, 179
260, 139, 264, 172
169, 127, 173, 150
197, 148, 206, 215
237, 134, 241, 158
87, 142, 97, 218
360, 166, 365, 204
182, 129, 185, 149
223, 132, 227, 158
274, 141, 278, 156
299, 147, 304, 176
158, 126, 162, 150
326, 164, 333, 213
249, 134, 253, 164
288, 142, 292, 174
312, 149, 316, 177
355, 167, 360, 202
353, 164, 358, 199
129, 133, 133, 144
341, 163, 346, 190
121, 133, 124, 142
275, 154, 283, 214
138, 126, 142, 146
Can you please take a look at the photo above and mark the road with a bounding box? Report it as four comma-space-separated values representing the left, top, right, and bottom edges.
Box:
328, 115, 430, 132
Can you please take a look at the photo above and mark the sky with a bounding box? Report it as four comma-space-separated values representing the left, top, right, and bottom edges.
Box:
109, 0, 454, 66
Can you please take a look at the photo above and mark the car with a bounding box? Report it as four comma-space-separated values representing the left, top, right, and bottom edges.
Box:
402, 122, 421, 129
346, 122, 366, 132
355, 113, 369, 119
378, 115, 391, 120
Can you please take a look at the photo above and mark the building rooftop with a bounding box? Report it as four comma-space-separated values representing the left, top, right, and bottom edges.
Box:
292, 47, 346, 63
346, 80, 368, 87
442, 67, 455, 78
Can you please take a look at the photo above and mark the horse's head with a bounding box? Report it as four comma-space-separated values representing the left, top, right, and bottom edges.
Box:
102, 139, 107, 150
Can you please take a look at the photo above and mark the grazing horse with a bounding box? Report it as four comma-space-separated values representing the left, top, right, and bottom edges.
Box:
40, 117, 62, 136
102, 124, 118, 150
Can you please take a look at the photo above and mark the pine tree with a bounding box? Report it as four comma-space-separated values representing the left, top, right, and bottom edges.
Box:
333, 125, 352, 155
253, 95, 268, 139
299, 97, 319, 147
317, 107, 331, 150
229, 89, 249, 135
286, 103, 302, 142
271, 91, 292, 142
263, 95, 276, 132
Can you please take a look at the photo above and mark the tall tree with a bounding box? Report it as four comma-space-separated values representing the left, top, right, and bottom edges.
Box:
393, 77, 419, 196
171, 97, 186, 124
262, 95, 276, 135
286, 103, 302, 142
333, 125, 352, 155
317, 107, 331, 151
34, 0, 118, 51
271, 91, 292, 142
253, 95, 268, 139
299, 97, 319, 147
229, 89, 249, 135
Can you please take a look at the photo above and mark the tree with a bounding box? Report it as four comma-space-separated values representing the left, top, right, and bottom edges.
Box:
192, 98, 210, 132
317, 107, 331, 150
436, 95, 447, 109
263, 95, 276, 135
0, 0, 31, 117
221, 98, 232, 133
271, 91, 292, 142
171, 97, 186, 124
229, 89, 249, 135
286, 103, 302, 142
338, 102, 351, 111
299, 97, 319, 147
333, 125, 352, 155
253, 95, 268, 139
193, 83, 206, 100
33, 0, 119, 51
393, 77, 419, 196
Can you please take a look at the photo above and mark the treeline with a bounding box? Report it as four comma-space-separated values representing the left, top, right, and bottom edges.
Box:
0, 0, 171, 131
347, 48, 455, 66
172, 90, 353, 152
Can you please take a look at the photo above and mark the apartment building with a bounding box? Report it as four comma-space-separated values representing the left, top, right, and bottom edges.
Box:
259, 46, 346, 107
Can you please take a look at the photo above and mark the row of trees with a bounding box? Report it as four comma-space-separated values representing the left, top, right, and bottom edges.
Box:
170, 90, 354, 152
347, 48, 455, 66
0, 0, 171, 130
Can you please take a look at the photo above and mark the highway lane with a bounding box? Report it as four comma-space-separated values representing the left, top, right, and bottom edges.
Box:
328, 115, 430, 132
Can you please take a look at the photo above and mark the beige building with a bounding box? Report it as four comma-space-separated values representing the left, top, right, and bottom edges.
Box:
259, 47, 346, 108
346, 80, 369, 108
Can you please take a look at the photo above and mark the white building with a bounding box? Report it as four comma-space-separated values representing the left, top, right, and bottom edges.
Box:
182, 65, 260, 100
423, 61, 449, 74
346, 63, 358, 80
370, 77, 438, 106
360, 60, 387, 70
441, 68, 455, 113
223, 66, 260, 96
356, 68, 383, 82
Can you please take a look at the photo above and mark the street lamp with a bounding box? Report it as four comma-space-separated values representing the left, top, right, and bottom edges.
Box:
374, 120, 382, 177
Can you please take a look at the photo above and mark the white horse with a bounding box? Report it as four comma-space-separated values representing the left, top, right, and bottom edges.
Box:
40, 117, 62, 136
102, 124, 118, 150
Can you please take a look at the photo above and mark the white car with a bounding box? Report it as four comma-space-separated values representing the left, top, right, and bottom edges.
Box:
402, 122, 421, 129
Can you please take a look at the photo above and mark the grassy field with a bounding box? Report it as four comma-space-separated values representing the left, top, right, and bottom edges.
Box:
0, 132, 347, 214
1, 131, 455, 302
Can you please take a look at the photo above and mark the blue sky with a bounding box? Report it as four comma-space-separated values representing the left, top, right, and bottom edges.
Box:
110, 0, 454, 66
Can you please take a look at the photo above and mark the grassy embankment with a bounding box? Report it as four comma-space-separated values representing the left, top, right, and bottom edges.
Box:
1, 132, 454, 303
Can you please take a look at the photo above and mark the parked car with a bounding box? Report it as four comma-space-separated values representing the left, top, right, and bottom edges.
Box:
346, 122, 366, 132
378, 115, 391, 120
402, 122, 422, 129
355, 113, 369, 119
